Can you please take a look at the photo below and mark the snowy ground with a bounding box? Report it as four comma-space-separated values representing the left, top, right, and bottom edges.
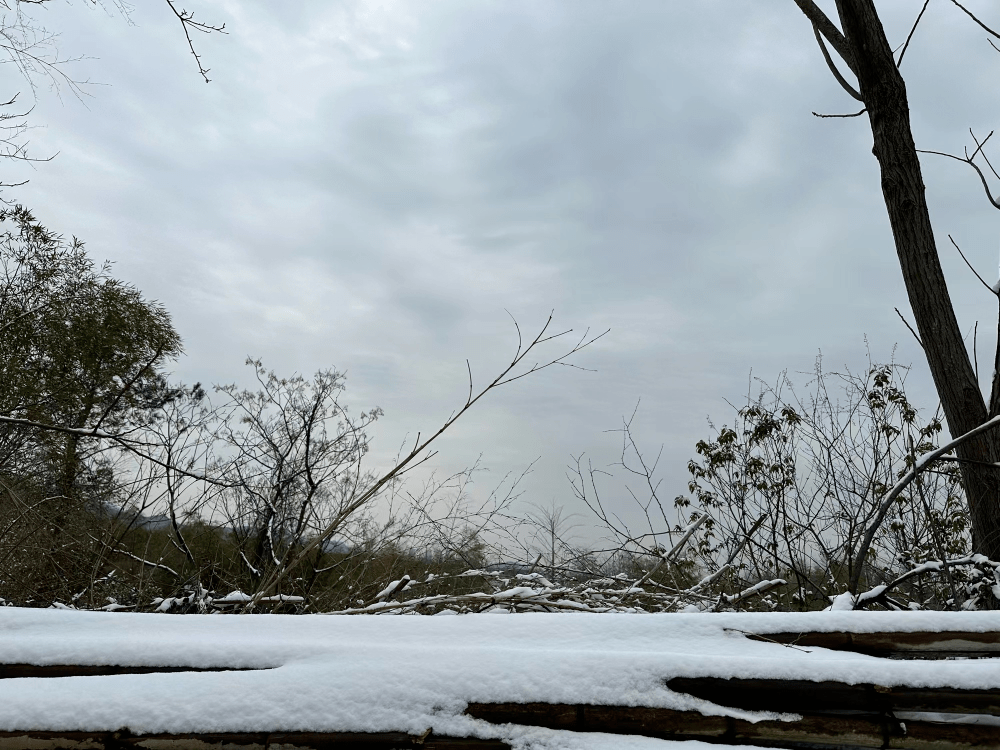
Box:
3, 609, 1000, 749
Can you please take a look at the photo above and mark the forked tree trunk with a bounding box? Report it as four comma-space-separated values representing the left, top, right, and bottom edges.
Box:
830, 1, 1000, 561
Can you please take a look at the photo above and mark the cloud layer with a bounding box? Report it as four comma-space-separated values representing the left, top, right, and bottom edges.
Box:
7, 1, 1000, 537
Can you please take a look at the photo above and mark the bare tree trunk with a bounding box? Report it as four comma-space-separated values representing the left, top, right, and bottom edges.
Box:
805, 0, 1000, 561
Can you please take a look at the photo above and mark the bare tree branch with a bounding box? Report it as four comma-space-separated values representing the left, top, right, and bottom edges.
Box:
812, 108, 866, 119
813, 25, 862, 101
851, 413, 1000, 591
791, 0, 858, 75
243, 314, 608, 610
163, 0, 226, 84
919, 131, 1000, 210
0, 414, 231, 486
894, 307, 924, 349
947, 0, 1000, 40
948, 234, 997, 296
897, 0, 931, 67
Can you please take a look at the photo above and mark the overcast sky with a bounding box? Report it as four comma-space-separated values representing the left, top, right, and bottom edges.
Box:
7, 1, 1000, 541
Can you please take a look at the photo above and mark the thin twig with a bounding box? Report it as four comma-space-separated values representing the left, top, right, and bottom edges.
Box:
974, 320, 980, 383
948, 234, 997, 295
897, 0, 932, 67
851, 413, 1000, 591
947, 0, 1000, 39
812, 108, 866, 119
919, 147, 1000, 210
244, 314, 607, 610
163, 0, 227, 83
895, 307, 924, 349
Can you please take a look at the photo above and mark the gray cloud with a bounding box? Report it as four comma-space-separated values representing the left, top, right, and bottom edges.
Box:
6, 1, 999, 535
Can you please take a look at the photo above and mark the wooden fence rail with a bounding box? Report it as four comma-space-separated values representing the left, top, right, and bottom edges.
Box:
4, 629, 1000, 749
466, 701, 998, 750
742, 629, 1000, 658
0, 731, 510, 749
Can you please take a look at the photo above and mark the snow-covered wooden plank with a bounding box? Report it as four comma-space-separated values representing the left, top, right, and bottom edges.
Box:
0, 731, 511, 749
0, 664, 267, 679
743, 630, 1000, 657
466, 702, 1000, 750
667, 677, 1000, 715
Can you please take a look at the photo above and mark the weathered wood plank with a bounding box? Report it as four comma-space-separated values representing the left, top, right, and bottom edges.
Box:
0, 732, 510, 750
264, 732, 509, 749
743, 631, 1000, 658
581, 705, 732, 741
2, 706, 998, 749
467, 702, 731, 741
121, 732, 269, 749
889, 720, 1000, 750
464, 703, 580, 731
730, 712, 891, 749
466, 702, 1000, 749
0, 731, 108, 749
469, 703, 889, 747
666, 677, 1000, 715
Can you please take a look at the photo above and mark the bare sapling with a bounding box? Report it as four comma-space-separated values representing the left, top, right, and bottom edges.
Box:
240, 313, 607, 611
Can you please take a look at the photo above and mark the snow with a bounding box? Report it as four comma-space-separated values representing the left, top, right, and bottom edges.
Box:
826, 591, 858, 610
374, 575, 414, 601
3, 609, 1000, 748
853, 585, 886, 606
217, 590, 253, 602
